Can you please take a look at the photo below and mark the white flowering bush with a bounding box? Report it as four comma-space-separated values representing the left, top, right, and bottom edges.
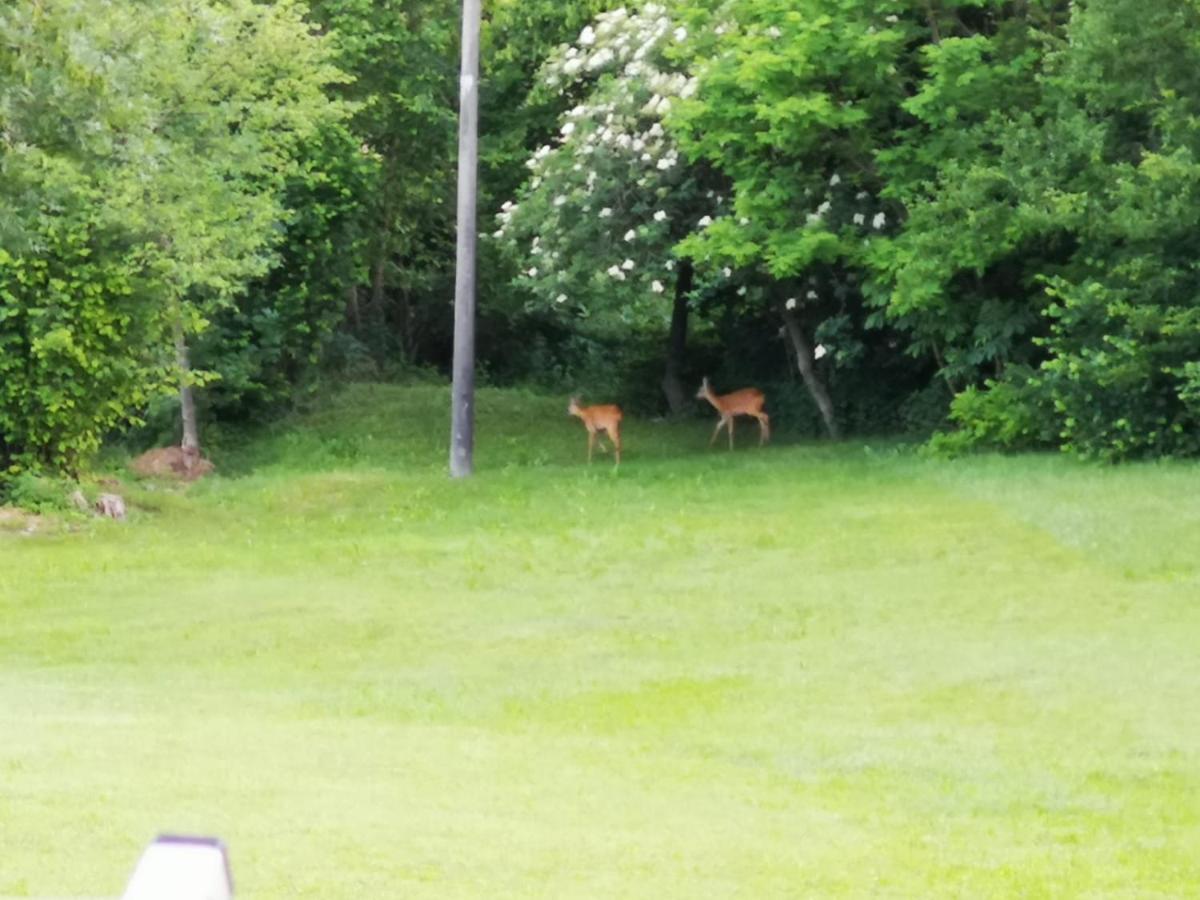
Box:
492, 4, 723, 332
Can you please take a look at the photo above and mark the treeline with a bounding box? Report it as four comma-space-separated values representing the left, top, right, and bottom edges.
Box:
3, 0, 1199, 476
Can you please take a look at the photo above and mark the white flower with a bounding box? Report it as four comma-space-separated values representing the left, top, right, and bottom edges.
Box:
674, 26, 687, 41
606, 265, 626, 280
829, 173, 841, 186
807, 290, 818, 300
856, 191, 869, 200
697, 215, 713, 227
622, 258, 635, 270
580, 24, 596, 45
739, 217, 750, 226
527, 267, 538, 277
785, 297, 798, 310
599, 207, 613, 218
492, 229, 504, 239
587, 48, 615, 70
872, 212, 887, 229
853, 212, 865, 226
737, 286, 747, 296
554, 195, 567, 207
665, 259, 675, 270
766, 26, 782, 38
651, 280, 665, 293
656, 97, 671, 115
641, 152, 653, 162
814, 344, 828, 360
885, 14, 899, 23
624, 229, 637, 242
561, 122, 576, 137
806, 213, 822, 225
817, 200, 832, 215
563, 58, 583, 76
501, 200, 514, 212
656, 157, 674, 171
653, 210, 668, 222
555, 294, 568, 304
722, 267, 732, 278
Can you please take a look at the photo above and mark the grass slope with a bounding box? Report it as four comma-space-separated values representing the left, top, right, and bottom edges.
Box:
2, 383, 1198, 897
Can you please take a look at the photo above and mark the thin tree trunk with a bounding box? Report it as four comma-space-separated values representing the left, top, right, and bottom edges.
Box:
346, 283, 362, 331
781, 305, 841, 440
661, 259, 693, 416
174, 317, 200, 453
370, 254, 386, 320
924, 0, 942, 42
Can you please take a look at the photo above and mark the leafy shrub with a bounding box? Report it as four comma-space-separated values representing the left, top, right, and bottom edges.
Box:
3, 473, 77, 514
928, 369, 1056, 457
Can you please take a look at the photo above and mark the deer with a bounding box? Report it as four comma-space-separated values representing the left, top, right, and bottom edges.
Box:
696, 377, 770, 450
568, 396, 623, 465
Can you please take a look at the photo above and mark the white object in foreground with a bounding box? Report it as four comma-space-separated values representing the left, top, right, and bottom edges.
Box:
122, 835, 232, 900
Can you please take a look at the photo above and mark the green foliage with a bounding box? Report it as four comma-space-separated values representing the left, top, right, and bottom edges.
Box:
306, 0, 457, 361
887, 0, 1200, 459
198, 125, 375, 420
0, 207, 174, 475
926, 369, 1055, 457
495, 4, 724, 335
0, 0, 350, 473
1, 471, 83, 515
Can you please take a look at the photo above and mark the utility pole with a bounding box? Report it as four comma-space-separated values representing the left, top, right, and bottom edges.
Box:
449, 0, 481, 477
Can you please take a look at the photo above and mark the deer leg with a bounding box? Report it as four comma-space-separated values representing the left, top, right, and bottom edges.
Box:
757, 412, 770, 445
728, 415, 735, 450
709, 418, 725, 446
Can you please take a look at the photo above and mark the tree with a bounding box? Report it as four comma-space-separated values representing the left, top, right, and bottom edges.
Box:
0, 0, 348, 472
877, 0, 1200, 459
495, 3, 728, 415
307, 0, 458, 363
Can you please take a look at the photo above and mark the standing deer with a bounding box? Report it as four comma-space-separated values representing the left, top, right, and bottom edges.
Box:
568, 396, 623, 465
696, 377, 770, 450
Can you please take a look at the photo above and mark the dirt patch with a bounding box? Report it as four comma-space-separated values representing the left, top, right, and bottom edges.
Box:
129, 446, 215, 482
0, 506, 41, 534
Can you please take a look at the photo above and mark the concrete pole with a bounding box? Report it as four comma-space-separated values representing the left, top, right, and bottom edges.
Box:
449, 0, 481, 477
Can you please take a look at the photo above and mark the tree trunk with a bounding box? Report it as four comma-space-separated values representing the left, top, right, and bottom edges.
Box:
370, 254, 387, 320
661, 259, 693, 416
346, 283, 362, 331
174, 317, 201, 453
781, 305, 841, 440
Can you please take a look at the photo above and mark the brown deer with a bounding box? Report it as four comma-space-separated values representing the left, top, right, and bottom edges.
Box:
568, 397, 623, 465
696, 377, 770, 450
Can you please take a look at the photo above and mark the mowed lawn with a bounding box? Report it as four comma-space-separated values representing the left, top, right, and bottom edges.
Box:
2, 384, 1198, 898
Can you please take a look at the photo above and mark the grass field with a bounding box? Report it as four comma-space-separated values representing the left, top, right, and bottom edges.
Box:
2, 383, 1199, 897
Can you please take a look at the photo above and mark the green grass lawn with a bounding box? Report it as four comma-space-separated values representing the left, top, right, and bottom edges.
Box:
2, 383, 1199, 897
